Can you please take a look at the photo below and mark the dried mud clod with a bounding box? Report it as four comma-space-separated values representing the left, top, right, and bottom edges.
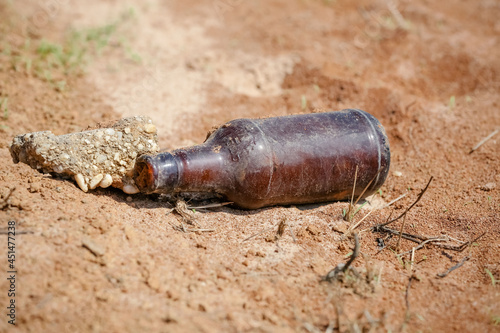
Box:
9, 116, 159, 194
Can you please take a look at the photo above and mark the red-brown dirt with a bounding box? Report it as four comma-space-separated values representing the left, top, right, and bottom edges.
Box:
0, 0, 499, 332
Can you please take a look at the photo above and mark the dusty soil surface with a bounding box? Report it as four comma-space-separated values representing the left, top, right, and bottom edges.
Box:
1, 0, 499, 332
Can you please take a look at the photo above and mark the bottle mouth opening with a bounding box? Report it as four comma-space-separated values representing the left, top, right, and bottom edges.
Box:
134, 157, 155, 193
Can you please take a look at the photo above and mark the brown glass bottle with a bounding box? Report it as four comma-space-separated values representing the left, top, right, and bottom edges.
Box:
134, 109, 390, 209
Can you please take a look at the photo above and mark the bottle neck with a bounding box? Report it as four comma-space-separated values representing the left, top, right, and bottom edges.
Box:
134, 144, 226, 194
134, 152, 179, 193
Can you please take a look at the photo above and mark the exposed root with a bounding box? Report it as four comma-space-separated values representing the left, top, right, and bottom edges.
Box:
324, 233, 360, 282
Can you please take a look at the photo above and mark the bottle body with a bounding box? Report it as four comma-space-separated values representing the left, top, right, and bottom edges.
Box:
134, 109, 390, 209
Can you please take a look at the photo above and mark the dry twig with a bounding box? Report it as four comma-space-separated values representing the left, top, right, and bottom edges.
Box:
397, 237, 449, 257
377, 227, 485, 253
374, 176, 433, 229
405, 275, 416, 316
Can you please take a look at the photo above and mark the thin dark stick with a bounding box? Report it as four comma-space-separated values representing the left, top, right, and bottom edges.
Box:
405, 275, 415, 314
437, 256, 470, 278
375, 176, 433, 229
377, 226, 428, 243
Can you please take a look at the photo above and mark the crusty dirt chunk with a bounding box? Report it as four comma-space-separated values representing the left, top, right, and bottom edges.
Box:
10, 116, 159, 194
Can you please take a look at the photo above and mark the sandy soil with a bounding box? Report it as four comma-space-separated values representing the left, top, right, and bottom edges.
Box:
0, 0, 499, 332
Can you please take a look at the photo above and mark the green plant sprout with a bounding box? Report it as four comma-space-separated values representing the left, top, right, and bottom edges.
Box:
449, 95, 456, 110
485, 268, 497, 286
343, 201, 368, 222
5, 9, 136, 89
301, 95, 307, 110
0, 97, 8, 120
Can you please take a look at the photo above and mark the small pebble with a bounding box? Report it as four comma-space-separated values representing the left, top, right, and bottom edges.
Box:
393, 171, 403, 177
82, 237, 106, 257
75, 174, 88, 192
99, 174, 113, 188
123, 184, 140, 194
144, 124, 157, 134
104, 128, 115, 136
89, 174, 104, 190
480, 182, 496, 191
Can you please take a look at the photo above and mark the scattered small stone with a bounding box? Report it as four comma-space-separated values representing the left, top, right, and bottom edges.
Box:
331, 221, 348, 234
480, 182, 496, 191
393, 171, 403, 177
28, 182, 42, 193
82, 237, 106, 257
124, 225, 138, 245
306, 224, 321, 236
126, 196, 133, 202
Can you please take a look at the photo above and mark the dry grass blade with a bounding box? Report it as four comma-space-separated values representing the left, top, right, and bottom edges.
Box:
353, 168, 382, 208
469, 128, 499, 153
186, 202, 233, 209
343, 169, 391, 235
382, 193, 408, 209
346, 190, 407, 236
344, 165, 359, 222
242, 227, 274, 242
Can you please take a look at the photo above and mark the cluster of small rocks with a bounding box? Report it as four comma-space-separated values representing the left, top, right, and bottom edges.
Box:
9, 116, 159, 194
